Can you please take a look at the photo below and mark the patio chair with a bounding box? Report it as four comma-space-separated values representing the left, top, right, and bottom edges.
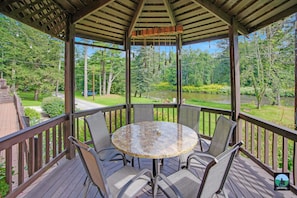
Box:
84, 111, 127, 165
68, 136, 154, 198
179, 115, 237, 169
133, 104, 154, 167
154, 141, 243, 198
178, 105, 202, 167
133, 104, 154, 123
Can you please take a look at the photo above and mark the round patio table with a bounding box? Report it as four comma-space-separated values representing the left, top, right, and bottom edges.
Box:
111, 121, 198, 176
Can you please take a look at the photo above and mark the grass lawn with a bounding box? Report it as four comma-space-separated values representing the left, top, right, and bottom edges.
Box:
20, 91, 295, 129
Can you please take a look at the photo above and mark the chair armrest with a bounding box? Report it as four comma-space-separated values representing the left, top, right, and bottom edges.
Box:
97, 146, 116, 152
97, 147, 126, 162
199, 138, 210, 152
154, 173, 183, 198
117, 169, 153, 198
186, 152, 216, 168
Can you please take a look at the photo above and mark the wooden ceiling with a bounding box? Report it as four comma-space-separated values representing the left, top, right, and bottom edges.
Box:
1, 0, 296, 46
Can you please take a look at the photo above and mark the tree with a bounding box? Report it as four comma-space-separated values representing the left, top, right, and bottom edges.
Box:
240, 16, 295, 109
131, 46, 161, 97
0, 15, 63, 100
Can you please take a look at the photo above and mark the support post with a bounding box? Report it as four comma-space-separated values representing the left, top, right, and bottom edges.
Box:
229, 18, 241, 144
65, 16, 75, 159
176, 34, 182, 106
294, 13, 297, 130
125, 32, 132, 124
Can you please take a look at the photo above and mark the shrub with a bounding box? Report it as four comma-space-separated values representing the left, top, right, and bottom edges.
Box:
24, 108, 41, 125
0, 161, 9, 197
41, 97, 64, 118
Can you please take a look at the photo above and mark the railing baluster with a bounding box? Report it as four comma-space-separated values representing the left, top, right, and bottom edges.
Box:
45, 129, 50, 163
293, 142, 297, 186
28, 137, 34, 176
6, 147, 12, 193
282, 137, 288, 172
53, 126, 57, 158
251, 123, 254, 156
272, 133, 278, 171
257, 126, 261, 159
264, 129, 269, 165
18, 141, 24, 185
245, 121, 248, 150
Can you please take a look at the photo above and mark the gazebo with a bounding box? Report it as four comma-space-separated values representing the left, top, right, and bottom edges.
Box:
1, 0, 297, 197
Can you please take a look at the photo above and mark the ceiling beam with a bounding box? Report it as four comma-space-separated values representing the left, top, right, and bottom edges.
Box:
72, 0, 115, 23
163, 0, 176, 26
128, 0, 146, 38
191, 0, 249, 35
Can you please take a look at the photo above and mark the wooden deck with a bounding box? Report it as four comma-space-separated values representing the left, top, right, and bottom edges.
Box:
17, 150, 296, 198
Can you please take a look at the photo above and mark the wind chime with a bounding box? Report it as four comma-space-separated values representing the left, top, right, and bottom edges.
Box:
131, 25, 183, 71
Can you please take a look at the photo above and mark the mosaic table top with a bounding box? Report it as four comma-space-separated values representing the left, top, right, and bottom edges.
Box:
112, 121, 198, 159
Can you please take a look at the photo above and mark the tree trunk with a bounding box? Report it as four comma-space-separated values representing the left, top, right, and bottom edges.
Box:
84, 46, 88, 98
107, 71, 113, 95
34, 89, 39, 101
55, 57, 61, 96
102, 59, 106, 95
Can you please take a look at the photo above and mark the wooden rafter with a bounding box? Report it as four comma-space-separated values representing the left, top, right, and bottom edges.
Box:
128, 0, 146, 38
191, 0, 249, 35
163, 0, 176, 26
72, 0, 115, 23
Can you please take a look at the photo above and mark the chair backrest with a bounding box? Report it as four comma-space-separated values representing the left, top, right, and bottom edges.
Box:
198, 141, 243, 198
208, 115, 237, 156
178, 105, 201, 133
133, 104, 154, 123
84, 111, 111, 152
68, 136, 110, 196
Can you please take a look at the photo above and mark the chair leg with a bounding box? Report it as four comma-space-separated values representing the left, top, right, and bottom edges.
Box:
83, 176, 88, 185
84, 178, 91, 198
123, 154, 127, 166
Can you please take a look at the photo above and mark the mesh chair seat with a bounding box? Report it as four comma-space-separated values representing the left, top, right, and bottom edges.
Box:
107, 166, 151, 197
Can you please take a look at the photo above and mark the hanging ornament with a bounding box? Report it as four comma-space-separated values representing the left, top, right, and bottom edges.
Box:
158, 37, 161, 70
132, 38, 135, 58
169, 38, 172, 64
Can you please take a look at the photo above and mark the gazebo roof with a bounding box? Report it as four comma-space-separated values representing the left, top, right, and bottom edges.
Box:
1, 0, 296, 46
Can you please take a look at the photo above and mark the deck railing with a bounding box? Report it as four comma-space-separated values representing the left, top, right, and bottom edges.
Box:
1, 104, 297, 197
239, 112, 297, 193
0, 114, 68, 198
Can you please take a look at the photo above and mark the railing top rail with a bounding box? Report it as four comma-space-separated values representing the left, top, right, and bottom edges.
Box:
0, 114, 68, 151
73, 104, 126, 118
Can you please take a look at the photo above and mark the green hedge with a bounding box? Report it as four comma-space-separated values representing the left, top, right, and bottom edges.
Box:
24, 107, 41, 125
41, 97, 64, 118
153, 82, 294, 97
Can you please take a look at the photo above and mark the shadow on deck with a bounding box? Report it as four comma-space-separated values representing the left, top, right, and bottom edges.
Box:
17, 151, 296, 198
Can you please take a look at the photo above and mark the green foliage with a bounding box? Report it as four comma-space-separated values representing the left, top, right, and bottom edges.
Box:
41, 97, 64, 118
24, 107, 41, 125
153, 82, 175, 91
0, 15, 64, 100
0, 160, 9, 197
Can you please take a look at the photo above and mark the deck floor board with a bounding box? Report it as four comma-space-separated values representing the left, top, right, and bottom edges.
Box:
17, 151, 296, 198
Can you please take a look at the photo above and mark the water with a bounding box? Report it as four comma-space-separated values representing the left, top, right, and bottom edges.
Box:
146, 91, 294, 106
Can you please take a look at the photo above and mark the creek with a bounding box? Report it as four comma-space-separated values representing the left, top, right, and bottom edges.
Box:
146, 91, 294, 106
